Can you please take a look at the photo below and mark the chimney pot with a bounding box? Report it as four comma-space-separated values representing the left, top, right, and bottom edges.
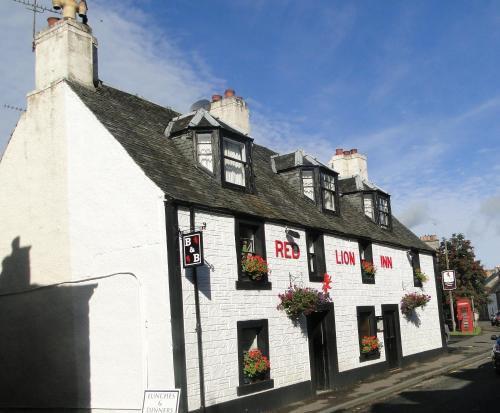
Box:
335, 148, 343, 155
343, 151, 350, 156
224, 88, 235, 97
212, 94, 222, 102
351, 148, 358, 154
47, 17, 61, 27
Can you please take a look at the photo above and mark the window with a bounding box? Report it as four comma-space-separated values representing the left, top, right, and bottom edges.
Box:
359, 240, 375, 284
307, 231, 326, 282
321, 173, 336, 211
196, 132, 213, 173
357, 306, 379, 361
235, 218, 271, 290
236, 319, 273, 396
363, 192, 391, 229
377, 195, 390, 228
363, 193, 374, 220
410, 249, 422, 287
302, 170, 315, 201
223, 138, 246, 186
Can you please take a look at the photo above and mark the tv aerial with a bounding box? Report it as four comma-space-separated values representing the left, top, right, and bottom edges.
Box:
9, 0, 62, 51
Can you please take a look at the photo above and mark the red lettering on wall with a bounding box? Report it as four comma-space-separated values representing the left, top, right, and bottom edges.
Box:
275, 240, 283, 257
284, 242, 292, 259
380, 255, 393, 269
275, 240, 300, 259
335, 250, 356, 266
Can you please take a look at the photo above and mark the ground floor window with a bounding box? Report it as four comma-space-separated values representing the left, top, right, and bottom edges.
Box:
357, 306, 380, 361
236, 319, 274, 396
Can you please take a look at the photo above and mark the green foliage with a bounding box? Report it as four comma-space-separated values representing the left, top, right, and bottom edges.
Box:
277, 285, 331, 319
437, 234, 488, 306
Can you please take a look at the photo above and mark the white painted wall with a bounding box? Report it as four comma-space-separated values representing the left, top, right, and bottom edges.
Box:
178, 209, 443, 408
0, 81, 175, 411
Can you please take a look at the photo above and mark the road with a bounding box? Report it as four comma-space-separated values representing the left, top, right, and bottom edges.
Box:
345, 357, 500, 413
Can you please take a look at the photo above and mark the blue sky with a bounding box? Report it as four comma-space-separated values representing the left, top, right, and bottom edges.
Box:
1, 0, 499, 267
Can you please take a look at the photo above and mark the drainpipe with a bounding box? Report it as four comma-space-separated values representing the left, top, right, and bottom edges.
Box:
190, 207, 206, 412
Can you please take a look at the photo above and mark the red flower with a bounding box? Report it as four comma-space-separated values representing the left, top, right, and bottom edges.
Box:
322, 273, 332, 294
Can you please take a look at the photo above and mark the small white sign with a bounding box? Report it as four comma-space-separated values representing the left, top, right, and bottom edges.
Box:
142, 390, 180, 413
442, 270, 456, 291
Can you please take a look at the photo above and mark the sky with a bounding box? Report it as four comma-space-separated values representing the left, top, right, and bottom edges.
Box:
1, 0, 499, 267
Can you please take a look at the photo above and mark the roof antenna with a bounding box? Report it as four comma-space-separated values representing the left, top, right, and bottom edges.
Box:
3, 104, 27, 113
9, 0, 62, 51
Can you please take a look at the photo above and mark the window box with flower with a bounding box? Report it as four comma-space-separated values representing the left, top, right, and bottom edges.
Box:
361, 259, 376, 283
360, 335, 383, 360
414, 269, 428, 285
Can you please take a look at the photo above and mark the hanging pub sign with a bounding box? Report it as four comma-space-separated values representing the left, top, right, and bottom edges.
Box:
442, 270, 456, 290
182, 231, 204, 268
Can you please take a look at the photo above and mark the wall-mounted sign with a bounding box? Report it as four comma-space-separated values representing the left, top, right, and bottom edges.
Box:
275, 240, 300, 259
335, 250, 356, 266
442, 270, 456, 290
182, 231, 203, 268
380, 255, 393, 269
142, 390, 180, 413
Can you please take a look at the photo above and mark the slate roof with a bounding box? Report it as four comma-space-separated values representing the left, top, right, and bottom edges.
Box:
339, 176, 389, 195
271, 150, 333, 172
69, 81, 433, 252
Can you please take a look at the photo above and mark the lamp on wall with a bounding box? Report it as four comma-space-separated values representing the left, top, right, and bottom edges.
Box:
285, 227, 300, 239
376, 315, 384, 332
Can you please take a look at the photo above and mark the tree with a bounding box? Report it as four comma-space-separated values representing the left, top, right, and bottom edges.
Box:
437, 233, 488, 307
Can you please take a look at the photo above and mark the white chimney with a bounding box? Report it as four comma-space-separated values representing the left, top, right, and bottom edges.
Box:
209, 89, 250, 135
329, 148, 368, 180
34, 17, 97, 91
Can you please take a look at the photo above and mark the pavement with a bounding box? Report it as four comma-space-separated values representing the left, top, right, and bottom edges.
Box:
271, 321, 499, 413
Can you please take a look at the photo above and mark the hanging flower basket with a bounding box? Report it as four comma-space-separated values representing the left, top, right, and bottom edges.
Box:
243, 348, 270, 383
414, 269, 429, 283
361, 335, 382, 355
400, 292, 431, 316
277, 285, 331, 319
361, 260, 377, 278
241, 254, 269, 281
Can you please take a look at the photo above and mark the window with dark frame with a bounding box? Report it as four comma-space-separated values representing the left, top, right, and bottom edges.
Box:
307, 231, 326, 282
359, 240, 375, 284
195, 132, 214, 173
223, 137, 247, 187
302, 170, 315, 201
321, 172, 336, 211
411, 249, 422, 287
356, 306, 378, 360
236, 319, 273, 396
377, 195, 390, 228
235, 218, 271, 289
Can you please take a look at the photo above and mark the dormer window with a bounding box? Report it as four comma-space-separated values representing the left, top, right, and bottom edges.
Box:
321, 172, 336, 211
363, 192, 392, 229
196, 132, 214, 173
223, 137, 247, 187
302, 170, 315, 201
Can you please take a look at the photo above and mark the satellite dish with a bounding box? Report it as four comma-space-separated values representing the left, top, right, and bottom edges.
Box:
190, 99, 211, 112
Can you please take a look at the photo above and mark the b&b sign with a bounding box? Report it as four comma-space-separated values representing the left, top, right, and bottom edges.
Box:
442, 270, 456, 291
182, 231, 203, 268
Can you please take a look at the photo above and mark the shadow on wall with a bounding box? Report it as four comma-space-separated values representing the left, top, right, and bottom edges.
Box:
0, 237, 96, 409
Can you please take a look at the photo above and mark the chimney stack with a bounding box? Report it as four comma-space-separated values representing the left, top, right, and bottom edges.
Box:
209, 89, 250, 135
34, 3, 97, 91
329, 148, 368, 180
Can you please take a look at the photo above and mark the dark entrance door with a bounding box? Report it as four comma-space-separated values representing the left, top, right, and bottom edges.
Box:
382, 304, 402, 369
307, 305, 337, 391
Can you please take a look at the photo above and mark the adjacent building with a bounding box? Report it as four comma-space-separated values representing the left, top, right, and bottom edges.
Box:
0, 10, 445, 413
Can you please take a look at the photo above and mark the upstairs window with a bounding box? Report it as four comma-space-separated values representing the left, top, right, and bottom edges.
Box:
196, 132, 213, 173
235, 218, 271, 290
410, 249, 422, 287
378, 196, 390, 228
359, 240, 375, 284
321, 172, 336, 212
223, 138, 246, 187
363, 193, 374, 220
306, 231, 326, 282
302, 170, 315, 201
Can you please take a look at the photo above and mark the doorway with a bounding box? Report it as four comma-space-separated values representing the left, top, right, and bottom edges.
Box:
382, 304, 402, 369
307, 304, 337, 391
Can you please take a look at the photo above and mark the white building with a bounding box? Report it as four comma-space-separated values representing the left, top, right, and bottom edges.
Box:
0, 10, 446, 413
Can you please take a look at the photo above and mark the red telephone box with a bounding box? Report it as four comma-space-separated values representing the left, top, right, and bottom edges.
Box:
456, 297, 474, 333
